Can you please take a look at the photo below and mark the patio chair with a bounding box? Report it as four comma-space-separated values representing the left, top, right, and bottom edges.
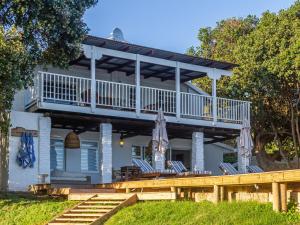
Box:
247, 165, 264, 173
219, 162, 239, 175
132, 158, 176, 179
167, 160, 212, 176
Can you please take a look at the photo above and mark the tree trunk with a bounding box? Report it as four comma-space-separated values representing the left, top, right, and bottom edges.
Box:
0, 111, 9, 191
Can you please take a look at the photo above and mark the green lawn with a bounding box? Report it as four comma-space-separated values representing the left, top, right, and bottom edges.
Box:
105, 201, 300, 225
0, 192, 77, 225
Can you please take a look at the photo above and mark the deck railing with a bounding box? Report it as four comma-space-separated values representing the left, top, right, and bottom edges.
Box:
181, 92, 213, 119
141, 86, 176, 114
26, 71, 250, 124
96, 80, 136, 110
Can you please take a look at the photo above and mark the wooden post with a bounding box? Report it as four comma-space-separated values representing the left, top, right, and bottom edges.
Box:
175, 62, 181, 119
213, 185, 220, 204
220, 186, 225, 202
177, 187, 182, 199
280, 183, 287, 212
135, 54, 141, 116
171, 186, 177, 201
272, 182, 280, 212
126, 188, 131, 194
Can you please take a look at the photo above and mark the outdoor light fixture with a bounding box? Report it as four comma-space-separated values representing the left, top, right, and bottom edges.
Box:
119, 133, 125, 147
65, 131, 80, 149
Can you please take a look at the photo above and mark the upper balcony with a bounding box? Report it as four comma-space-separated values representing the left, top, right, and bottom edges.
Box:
25, 71, 250, 130
24, 36, 250, 130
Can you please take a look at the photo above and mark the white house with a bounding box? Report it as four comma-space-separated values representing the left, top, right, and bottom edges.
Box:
6, 29, 249, 191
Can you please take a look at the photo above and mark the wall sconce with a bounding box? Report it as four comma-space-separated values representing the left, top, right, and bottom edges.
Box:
119, 133, 125, 147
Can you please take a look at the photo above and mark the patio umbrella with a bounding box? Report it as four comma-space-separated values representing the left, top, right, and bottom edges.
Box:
238, 119, 253, 173
152, 109, 169, 170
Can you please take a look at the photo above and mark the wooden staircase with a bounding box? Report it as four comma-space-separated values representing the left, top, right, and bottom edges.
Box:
48, 193, 137, 225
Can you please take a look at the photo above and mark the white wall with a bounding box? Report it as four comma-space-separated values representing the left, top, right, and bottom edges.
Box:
8, 111, 51, 191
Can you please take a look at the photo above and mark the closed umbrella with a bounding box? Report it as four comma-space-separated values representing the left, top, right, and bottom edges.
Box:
152, 109, 169, 171
238, 119, 253, 173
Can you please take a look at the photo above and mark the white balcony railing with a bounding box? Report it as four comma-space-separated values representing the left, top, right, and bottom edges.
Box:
141, 86, 176, 114
26, 71, 250, 125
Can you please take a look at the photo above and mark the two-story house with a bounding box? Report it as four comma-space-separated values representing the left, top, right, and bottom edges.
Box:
7, 29, 250, 191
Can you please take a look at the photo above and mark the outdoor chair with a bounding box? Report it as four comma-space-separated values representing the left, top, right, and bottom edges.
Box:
247, 165, 264, 173
219, 162, 239, 175
167, 160, 212, 177
132, 158, 176, 179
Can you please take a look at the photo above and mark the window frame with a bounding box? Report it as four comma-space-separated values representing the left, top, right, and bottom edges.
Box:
80, 140, 99, 173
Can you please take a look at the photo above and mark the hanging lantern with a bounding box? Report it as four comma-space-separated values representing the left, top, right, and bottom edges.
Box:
119, 133, 125, 147
65, 131, 80, 149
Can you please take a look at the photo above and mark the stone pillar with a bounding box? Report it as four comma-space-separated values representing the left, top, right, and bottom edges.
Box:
237, 137, 250, 173
99, 123, 112, 183
191, 132, 204, 171
38, 116, 51, 183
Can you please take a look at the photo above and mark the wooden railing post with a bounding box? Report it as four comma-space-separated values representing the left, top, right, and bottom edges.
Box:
272, 182, 280, 212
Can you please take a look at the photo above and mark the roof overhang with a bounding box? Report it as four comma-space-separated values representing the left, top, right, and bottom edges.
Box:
70, 35, 236, 82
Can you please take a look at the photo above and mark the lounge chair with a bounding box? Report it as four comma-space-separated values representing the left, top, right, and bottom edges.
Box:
247, 165, 264, 173
167, 160, 212, 176
132, 158, 176, 179
219, 162, 239, 175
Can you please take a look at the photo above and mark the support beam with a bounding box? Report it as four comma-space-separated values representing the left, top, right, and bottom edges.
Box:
191, 132, 204, 171
135, 55, 141, 116
212, 78, 217, 122
280, 183, 287, 212
213, 185, 220, 204
272, 182, 280, 212
175, 63, 181, 119
107, 60, 134, 73
99, 123, 112, 183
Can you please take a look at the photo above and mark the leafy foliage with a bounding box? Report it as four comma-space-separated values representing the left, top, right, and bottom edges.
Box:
0, 0, 98, 190
188, 2, 300, 168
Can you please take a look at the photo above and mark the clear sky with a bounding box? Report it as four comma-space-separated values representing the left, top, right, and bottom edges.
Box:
84, 0, 296, 53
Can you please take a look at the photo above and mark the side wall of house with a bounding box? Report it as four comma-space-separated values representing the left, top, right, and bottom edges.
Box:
8, 111, 51, 191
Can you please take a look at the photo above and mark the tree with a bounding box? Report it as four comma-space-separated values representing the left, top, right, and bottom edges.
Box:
0, 0, 98, 190
189, 2, 300, 169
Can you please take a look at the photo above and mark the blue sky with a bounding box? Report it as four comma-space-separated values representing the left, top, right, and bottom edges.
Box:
84, 0, 295, 53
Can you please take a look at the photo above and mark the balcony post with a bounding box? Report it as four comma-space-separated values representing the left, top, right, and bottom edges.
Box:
90, 55, 96, 112
83, 45, 102, 113
212, 78, 217, 122
135, 54, 141, 116
175, 62, 181, 119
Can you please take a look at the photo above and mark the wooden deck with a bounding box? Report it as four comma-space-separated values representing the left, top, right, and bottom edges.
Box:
31, 169, 300, 213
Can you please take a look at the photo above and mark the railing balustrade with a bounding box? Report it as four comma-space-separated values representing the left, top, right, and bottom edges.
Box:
96, 80, 136, 110
181, 93, 213, 119
141, 86, 176, 114
25, 71, 250, 125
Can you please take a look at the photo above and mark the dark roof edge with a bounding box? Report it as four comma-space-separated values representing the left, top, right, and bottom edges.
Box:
83, 35, 238, 71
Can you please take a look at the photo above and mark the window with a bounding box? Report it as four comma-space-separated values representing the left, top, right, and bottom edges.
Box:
131, 145, 143, 159
50, 139, 65, 171
81, 141, 98, 172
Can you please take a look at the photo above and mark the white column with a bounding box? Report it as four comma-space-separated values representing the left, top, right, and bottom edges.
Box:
38, 116, 51, 183
83, 45, 102, 113
99, 123, 112, 183
237, 137, 250, 173
90, 54, 96, 112
191, 132, 204, 171
212, 78, 217, 122
175, 62, 181, 119
135, 54, 141, 116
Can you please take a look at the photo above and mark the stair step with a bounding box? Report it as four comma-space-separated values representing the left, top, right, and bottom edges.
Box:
63, 213, 104, 217
77, 205, 115, 209
54, 218, 96, 222
91, 197, 126, 201
84, 201, 122, 204
48, 223, 90, 225
70, 209, 110, 213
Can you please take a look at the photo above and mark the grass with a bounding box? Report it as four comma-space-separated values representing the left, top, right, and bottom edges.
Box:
0, 192, 77, 225
105, 201, 300, 225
